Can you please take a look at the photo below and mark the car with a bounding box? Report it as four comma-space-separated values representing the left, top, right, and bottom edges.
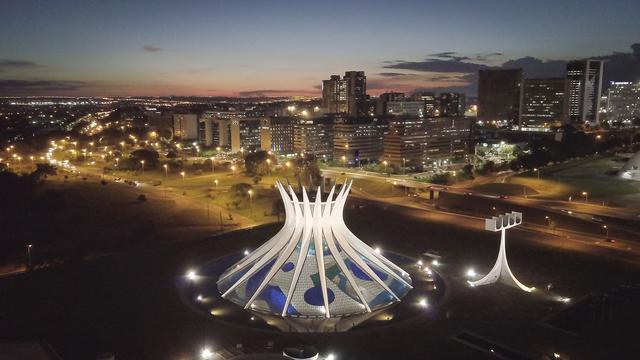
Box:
499, 194, 508, 199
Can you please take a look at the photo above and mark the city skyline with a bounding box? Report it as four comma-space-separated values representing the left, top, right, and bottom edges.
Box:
1, 0, 639, 97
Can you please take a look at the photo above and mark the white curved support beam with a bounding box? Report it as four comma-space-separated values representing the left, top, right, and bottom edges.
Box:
469, 213, 534, 293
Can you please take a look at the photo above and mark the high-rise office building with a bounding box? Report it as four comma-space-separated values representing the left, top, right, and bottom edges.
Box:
344, 71, 367, 116
383, 118, 426, 167
260, 116, 295, 154
411, 92, 437, 117
386, 101, 425, 117
424, 117, 472, 162
293, 116, 334, 158
172, 114, 199, 140
565, 59, 604, 127
520, 78, 565, 132
478, 69, 523, 126
376, 92, 405, 115
333, 117, 382, 163
322, 75, 347, 113
322, 71, 367, 116
438, 93, 466, 117
606, 81, 640, 123
230, 118, 262, 152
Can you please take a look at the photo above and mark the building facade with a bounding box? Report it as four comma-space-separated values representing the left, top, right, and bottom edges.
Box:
565, 59, 604, 127
172, 114, 199, 140
293, 116, 334, 158
478, 69, 523, 126
382, 118, 426, 167
607, 81, 640, 123
424, 117, 472, 162
344, 71, 367, 116
438, 92, 466, 117
260, 116, 295, 154
520, 78, 565, 132
322, 75, 347, 113
322, 71, 367, 116
333, 117, 383, 163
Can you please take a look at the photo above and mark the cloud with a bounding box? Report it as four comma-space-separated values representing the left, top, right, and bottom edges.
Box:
595, 43, 640, 85
428, 52, 470, 62
0, 59, 41, 72
500, 56, 567, 77
143, 46, 163, 52
0, 80, 90, 95
380, 43, 640, 95
238, 89, 318, 98
384, 59, 488, 73
378, 72, 417, 78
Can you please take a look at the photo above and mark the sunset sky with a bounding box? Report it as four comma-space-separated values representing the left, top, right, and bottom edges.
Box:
1, 0, 639, 97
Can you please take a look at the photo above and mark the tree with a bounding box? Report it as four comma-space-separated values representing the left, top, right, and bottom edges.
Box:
244, 151, 275, 175
294, 154, 322, 187
430, 172, 452, 185
230, 183, 253, 198
460, 164, 474, 179
130, 149, 159, 167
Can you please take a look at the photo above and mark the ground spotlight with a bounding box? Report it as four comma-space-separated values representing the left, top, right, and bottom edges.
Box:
201, 347, 213, 359
418, 298, 428, 308
187, 270, 197, 281
466, 268, 476, 278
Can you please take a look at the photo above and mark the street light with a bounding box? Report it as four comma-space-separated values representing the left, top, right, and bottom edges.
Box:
581, 191, 588, 203
27, 244, 33, 269
534, 168, 540, 179
341, 155, 346, 166
210, 157, 215, 173
383, 160, 388, 173
248, 189, 253, 217
140, 160, 145, 173
545, 215, 551, 226
180, 171, 185, 182
603, 225, 609, 239
231, 165, 236, 174
163, 164, 168, 177
214, 179, 219, 187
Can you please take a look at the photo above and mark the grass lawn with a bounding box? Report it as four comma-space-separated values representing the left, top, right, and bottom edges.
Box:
472, 156, 640, 203
108, 166, 300, 223
471, 182, 539, 197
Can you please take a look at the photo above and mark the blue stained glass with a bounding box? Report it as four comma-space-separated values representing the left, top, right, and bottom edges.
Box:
304, 286, 335, 306
282, 262, 295, 272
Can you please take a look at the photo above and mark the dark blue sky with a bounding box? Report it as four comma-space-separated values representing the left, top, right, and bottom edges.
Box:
1, 0, 639, 96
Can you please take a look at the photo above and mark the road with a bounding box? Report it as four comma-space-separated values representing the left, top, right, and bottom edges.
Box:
322, 167, 640, 240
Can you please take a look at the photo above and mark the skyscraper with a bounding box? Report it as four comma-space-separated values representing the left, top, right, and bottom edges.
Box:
565, 60, 604, 127
322, 75, 347, 113
520, 78, 565, 132
322, 71, 367, 116
478, 69, 523, 126
344, 71, 367, 116
438, 92, 466, 117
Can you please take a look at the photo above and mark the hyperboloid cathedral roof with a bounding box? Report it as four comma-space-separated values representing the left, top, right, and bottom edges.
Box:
217, 180, 412, 318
